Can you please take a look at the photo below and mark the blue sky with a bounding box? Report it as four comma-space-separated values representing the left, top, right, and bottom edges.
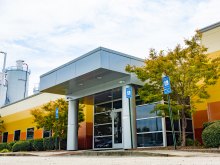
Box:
0, 0, 220, 95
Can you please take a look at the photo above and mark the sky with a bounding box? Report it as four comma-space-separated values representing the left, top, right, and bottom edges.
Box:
0, 0, 220, 95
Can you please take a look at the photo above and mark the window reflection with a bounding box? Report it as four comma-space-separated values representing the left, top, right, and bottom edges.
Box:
137, 118, 162, 133
137, 133, 163, 147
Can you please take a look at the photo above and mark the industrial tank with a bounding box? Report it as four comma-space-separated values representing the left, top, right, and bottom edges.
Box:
0, 72, 7, 107
5, 60, 30, 104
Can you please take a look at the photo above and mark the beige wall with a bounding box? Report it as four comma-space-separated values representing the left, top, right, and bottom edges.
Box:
0, 93, 64, 117
202, 26, 220, 54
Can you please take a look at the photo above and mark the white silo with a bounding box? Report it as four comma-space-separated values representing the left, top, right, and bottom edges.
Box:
5, 60, 30, 104
0, 72, 7, 107
0, 51, 7, 107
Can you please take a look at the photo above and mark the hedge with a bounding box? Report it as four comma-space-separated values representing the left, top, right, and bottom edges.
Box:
43, 137, 55, 150
0, 143, 9, 151
32, 139, 44, 151
202, 121, 220, 148
12, 141, 31, 152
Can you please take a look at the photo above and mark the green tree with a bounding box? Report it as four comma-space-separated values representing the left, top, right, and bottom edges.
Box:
31, 98, 84, 149
0, 115, 4, 135
126, 32, 220, 146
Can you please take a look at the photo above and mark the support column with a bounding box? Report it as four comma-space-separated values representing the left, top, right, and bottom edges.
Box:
122, 85, 137, 149
67, 99, 78, 150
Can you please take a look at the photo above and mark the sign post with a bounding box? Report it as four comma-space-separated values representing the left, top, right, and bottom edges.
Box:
126, 87, 133, 148
55, 107, 59, 150
162, 76, 176, 149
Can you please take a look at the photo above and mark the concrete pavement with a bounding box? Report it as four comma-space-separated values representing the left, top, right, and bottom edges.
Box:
1, 149, 220, 157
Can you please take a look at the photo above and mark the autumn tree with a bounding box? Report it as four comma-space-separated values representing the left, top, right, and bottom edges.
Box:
31, 98, 84, 149
126, 32, 220, 146
0, 115, 4, 135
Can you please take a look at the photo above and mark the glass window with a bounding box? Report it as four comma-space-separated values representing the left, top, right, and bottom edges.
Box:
166, 132, 180, 146
94, 90, 112, 104
113, 88, 122, 100
180, 119, 193, 132
95, 102, 112, 113
137, 118, 162, 133
94, 124, 112, 136
113, 100, 122, 109
2, 132, 8, 143
165, 118, 180, 131
186, 133, 194, 140
136, 104, 157, 119
137, 132, 163, 147
14, 130, 21, 141
94, 112, 112, 125
26, 128, 34, 140
186, 119, 193, 132
94, 136, 112, 148
43, 130, 52, 138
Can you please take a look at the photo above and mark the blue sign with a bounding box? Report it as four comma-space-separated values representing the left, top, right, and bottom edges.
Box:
55, 107, 59, 119
162, 76, 172, 94
126, 87, 132, 98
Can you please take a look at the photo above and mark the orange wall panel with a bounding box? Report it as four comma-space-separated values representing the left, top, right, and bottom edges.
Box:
20, 132, 26, 140
193, 110, 208, 129
194, 128, 203, 144
34, 129, 43, 139
7, 134, 14, 142
208, 101, 220, 121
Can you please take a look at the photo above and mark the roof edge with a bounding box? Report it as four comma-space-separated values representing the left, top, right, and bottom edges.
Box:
40, 47, 144, 78
199, 21, 220, 33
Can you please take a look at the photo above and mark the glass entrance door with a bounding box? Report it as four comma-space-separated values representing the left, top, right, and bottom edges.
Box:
112, 109, 123, 148
93, 88, 123, 149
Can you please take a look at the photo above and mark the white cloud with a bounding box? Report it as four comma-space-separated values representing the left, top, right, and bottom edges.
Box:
0, 0, 220, 95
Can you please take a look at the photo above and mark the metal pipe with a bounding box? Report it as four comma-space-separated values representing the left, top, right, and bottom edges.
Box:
0, 51, 7, 73
23, 63, 28, 98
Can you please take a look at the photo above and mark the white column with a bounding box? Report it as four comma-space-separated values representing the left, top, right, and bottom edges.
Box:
67, 99, 78, 150
162, 117, 167, 147
122, 85, 137, 149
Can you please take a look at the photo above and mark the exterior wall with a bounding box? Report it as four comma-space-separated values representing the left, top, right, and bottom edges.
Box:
193, 25, 220, 143
201, 26, 220, 53
78, 96, 93, 149
0, 93, 64, 143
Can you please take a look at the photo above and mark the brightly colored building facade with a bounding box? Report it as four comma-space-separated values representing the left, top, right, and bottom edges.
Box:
193, 22, 220, 143
0, 93, 64, 143
0, 22, 219, 149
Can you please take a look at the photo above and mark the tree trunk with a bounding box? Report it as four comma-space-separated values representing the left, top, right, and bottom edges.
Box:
58, 137, 61, 150
181, 108, 186, 146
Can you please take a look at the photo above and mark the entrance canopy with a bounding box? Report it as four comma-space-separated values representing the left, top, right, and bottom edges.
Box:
40, 47, 144, 99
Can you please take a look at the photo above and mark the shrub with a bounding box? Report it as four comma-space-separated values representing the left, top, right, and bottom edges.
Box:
203, 121, 215, 129
43, 137, 55, 150
7, 142, 16, 151
202, 121, 220, 148
12, 141, 31, 152
186, 138, 194, 146
32, 139, 44, 151
0, 143, 9, 151
0, 149, 10, 153
28, 140, 35, 151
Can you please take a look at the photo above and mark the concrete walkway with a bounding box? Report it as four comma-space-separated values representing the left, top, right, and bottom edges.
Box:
1, 149, 220, 157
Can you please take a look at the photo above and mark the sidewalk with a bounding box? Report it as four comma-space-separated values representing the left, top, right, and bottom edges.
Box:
0, 149, 220, 157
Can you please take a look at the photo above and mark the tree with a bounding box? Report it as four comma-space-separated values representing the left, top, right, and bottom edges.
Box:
31, 98, 84, 149
126, 32, 220, 146
0, 115, 4, 135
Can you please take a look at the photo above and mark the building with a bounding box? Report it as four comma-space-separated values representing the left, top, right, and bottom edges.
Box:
193, 22, 220, 143
1, 21, 219, 150
0, 93, 64, 143
39, 47, 193, 150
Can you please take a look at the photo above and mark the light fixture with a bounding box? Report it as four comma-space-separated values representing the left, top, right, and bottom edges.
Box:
118, 80, 125, 84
